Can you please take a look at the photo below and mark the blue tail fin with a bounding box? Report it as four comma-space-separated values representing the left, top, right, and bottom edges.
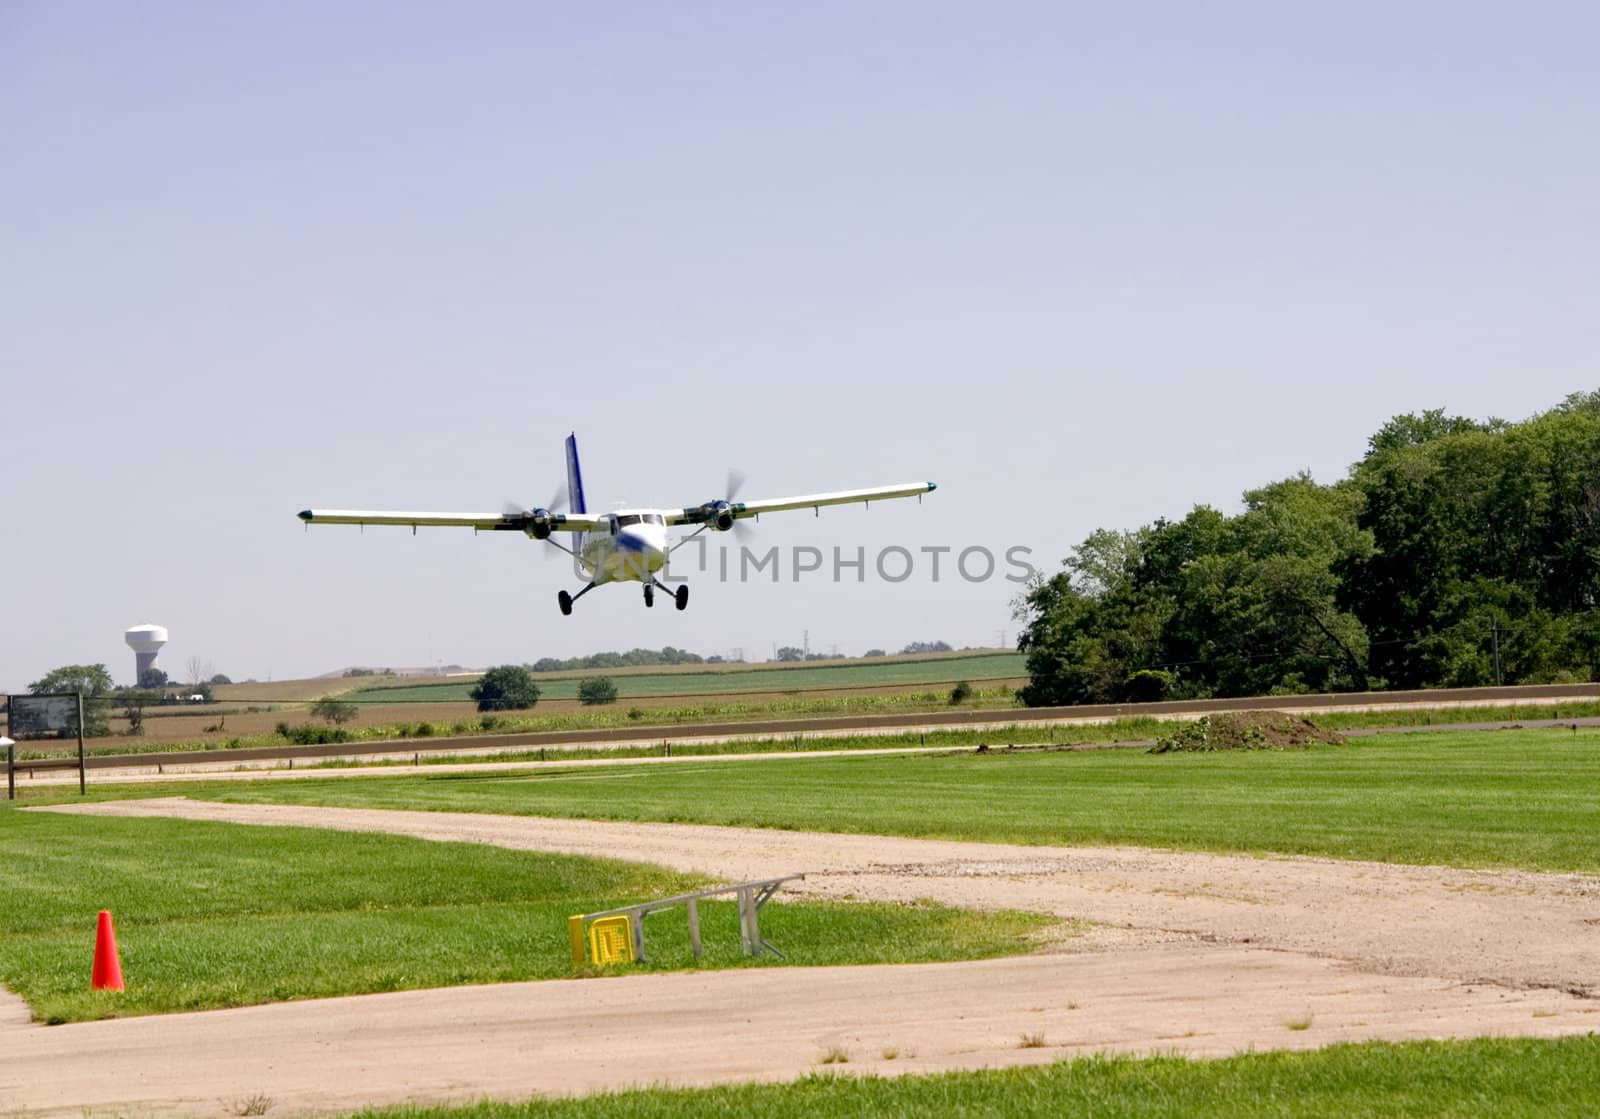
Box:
565, 432, 588, 515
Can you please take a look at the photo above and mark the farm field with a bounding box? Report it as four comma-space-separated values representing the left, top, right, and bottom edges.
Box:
29, 653, 1026, 750
0, 812, 1047, 1023
187, 728, 1600, 872
69, 685, 1023, 751
347, 652, 1026, 703
343, 1036, 1600, 1119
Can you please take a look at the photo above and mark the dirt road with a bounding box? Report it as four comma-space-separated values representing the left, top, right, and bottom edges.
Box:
4, 797, 1596, 1118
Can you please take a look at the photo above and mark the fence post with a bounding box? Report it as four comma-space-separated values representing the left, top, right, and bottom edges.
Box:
737, 886, 758, 956
6, 741, 14, 801
76, 692, 86, 796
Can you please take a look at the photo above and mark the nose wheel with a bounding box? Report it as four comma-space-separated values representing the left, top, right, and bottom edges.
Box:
644, 579, 690, 611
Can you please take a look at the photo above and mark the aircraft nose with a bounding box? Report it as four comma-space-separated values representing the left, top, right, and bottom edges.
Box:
618, 527, 663, 555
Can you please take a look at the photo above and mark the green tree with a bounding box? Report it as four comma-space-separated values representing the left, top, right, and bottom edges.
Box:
1018, 479, 1373, 704
27, 664, 115, 736
209, 674, 232, 685
1020, 394, 1600, 707
469, 665, 540, 711
310, 697, 359, 725
576, 677, 619, 705
138, 666, 169, 689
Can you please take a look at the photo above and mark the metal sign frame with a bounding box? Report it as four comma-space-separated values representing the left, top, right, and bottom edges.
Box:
5, 693, 87, 796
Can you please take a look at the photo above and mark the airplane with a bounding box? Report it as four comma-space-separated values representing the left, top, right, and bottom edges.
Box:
299, 433, 936, 615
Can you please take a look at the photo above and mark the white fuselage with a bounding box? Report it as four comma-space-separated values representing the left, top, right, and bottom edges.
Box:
578, 510, 671, 584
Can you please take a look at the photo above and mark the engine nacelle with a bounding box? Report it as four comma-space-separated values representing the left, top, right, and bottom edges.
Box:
528, 508, 554, 540
703, 500, 737, 532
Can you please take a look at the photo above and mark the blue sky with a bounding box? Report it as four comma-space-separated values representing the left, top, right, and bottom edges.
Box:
3, 2, 1596, 687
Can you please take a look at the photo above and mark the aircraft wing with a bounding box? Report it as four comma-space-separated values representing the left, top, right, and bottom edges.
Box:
669, 482, 935, 527
297, 509, 606, 533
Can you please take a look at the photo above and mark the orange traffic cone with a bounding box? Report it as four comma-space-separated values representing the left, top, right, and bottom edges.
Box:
91, 910, 124, 992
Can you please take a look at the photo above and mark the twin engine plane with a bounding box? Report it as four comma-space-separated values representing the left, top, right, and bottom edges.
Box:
299, 434, 935, 614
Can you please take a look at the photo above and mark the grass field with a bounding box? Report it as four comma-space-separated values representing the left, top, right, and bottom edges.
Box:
345, 1037, 1600, 1118
67, 685, 1024, 753
349, 652, 1027, 703
41, 680, 1600, 757
174, 728, 1600, 872
0, 813, 1050, 1023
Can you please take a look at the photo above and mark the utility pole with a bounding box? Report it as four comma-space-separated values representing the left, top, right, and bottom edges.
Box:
1491, 614, 1503, 686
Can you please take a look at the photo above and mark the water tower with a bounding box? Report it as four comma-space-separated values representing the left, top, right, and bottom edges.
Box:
125, 624, 169, 683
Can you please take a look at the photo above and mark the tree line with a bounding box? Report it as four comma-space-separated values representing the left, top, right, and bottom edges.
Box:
527, 646, 709, 672
1017, 392, 1600, 705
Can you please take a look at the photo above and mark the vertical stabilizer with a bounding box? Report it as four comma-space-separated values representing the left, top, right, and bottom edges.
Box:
565, 432, 588, 514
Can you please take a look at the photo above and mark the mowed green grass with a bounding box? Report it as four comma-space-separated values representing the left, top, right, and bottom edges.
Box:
349, 1037, 1600, 1119
0, 813, 1049, 1023
197, 728, 1600, 872
351, 653, 1026, 703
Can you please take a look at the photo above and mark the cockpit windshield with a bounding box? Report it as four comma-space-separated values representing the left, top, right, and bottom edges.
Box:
615, 514, 664, 527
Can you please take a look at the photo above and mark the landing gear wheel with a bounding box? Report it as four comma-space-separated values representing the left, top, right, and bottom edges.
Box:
558, 590, 573, 616
644, 584, 655, 608
675, 585, 689, 611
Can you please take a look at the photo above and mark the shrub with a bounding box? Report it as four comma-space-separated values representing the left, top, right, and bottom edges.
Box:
413, 722, 435, 737
478, 715, 501, 731
470, 665, 541, 711
1122, 669, 1174, 703
577, 677, 620, 705
276, 724, 352, 746
949, 680, 973, 705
